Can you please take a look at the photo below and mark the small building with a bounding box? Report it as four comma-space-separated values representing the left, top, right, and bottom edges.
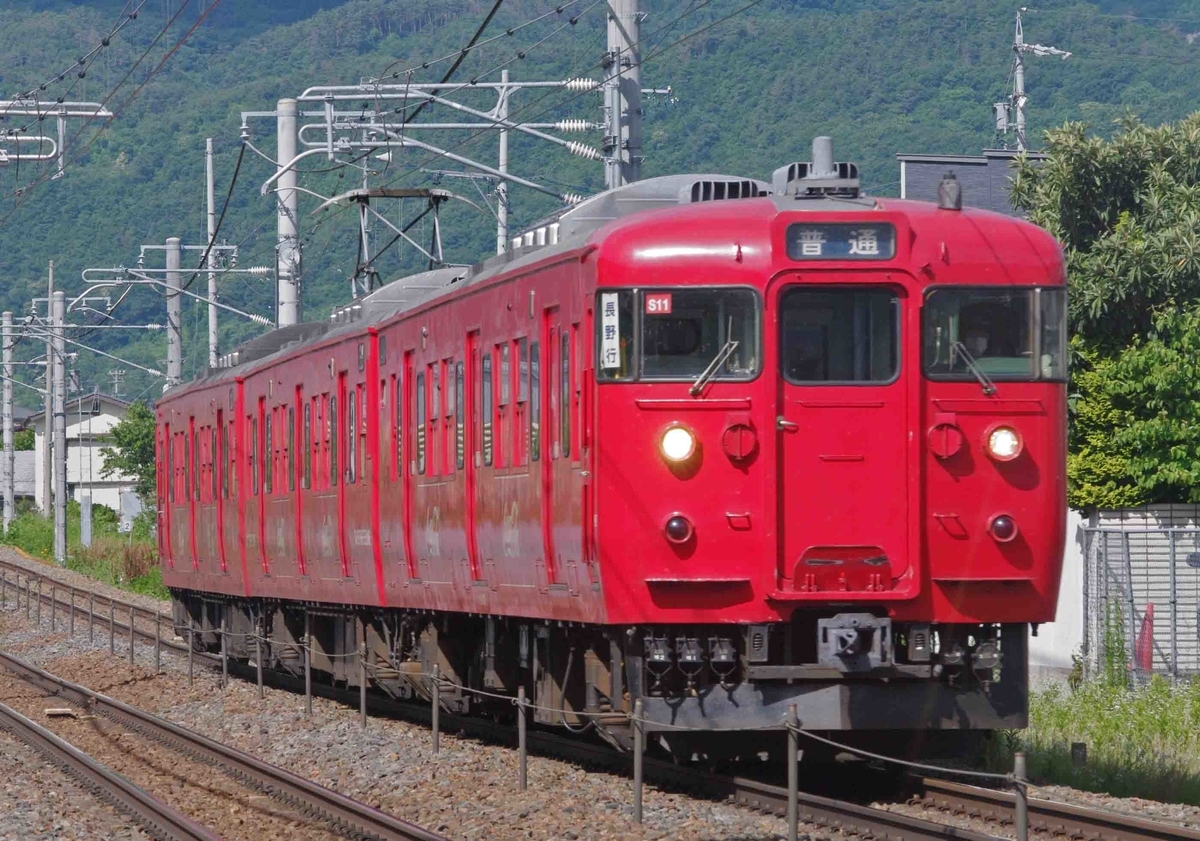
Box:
29, 393, 143, 522
896, 149, 1047, 217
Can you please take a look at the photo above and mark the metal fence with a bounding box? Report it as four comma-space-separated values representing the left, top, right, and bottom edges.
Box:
1083, 526, 1200, 678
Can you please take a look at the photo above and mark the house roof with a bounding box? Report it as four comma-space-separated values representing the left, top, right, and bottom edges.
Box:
27, 393, 131, 423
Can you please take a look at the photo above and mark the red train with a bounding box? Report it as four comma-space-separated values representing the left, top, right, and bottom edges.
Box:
157, 138, 1066, 757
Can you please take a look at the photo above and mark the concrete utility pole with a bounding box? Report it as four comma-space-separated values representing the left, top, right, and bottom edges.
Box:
51, 291, 66, 566
276, 98, 301, 327
42, 261, 53, 515
206, 138, 219, 368
604, 0, 643, 189
2, 312, 13, 533
165, 237, 183, 389
497, 69, 511, 255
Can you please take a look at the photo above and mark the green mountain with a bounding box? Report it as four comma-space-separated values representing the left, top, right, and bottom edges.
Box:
1, 0, 1198, 399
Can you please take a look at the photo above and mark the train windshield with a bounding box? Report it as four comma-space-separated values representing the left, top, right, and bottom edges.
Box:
596, 288, 760, 382
922, 287, 1066, 381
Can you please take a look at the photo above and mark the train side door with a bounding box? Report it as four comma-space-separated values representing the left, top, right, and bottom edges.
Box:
773, 278, 910, 596
465, 331, 482, 580
540, 307, 565, 588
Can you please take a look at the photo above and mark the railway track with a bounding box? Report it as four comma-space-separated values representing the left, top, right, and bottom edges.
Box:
0, 697, 220, 841
7, 558, 1200, 841
0, 648, 448, 841
910, 776, 1200, 841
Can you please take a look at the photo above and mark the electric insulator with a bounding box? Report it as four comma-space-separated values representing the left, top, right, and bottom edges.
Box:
560, 193, 585, 206
554, 119, 594, 133
563, 78, 599, 92
565, 141, 601, 161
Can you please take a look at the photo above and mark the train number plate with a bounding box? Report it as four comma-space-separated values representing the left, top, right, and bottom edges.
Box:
644, 292, 673, 314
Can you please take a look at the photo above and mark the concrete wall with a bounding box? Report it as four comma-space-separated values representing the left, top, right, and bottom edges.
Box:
1029, 509, 1086, 680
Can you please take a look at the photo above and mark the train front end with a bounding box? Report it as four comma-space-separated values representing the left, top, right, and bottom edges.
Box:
591, 149, 1067, 742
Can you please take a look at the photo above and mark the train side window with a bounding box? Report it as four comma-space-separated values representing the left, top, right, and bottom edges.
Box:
454, 362, 465, 469
211, 427, 218, 502
416, 372, 426, 474
444, 359, 454, 475
250, 418, 258, 496
219, 422, 228, 499
347, 390, 357, 484
515, 338, 528, 465
496, 344, 508, 467
429, 364, 439, 477
264, 413, 273, 494
192, 427, 200, 501
560, 331, 571, 459
302, 403, 312, 490
168, 430, 175, 503
357, 384, 366, 482
287, 407, 296, 492
330, 394, 339, 486
530, 342, 540, 462
394, 374, 402, 479
481, 353, 493, 466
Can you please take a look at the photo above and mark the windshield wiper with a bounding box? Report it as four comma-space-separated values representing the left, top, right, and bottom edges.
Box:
690, 338, 740, 396
950, 341, 997, 396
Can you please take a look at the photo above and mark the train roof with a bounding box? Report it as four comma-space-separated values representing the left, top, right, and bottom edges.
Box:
173, 140, 1058, 401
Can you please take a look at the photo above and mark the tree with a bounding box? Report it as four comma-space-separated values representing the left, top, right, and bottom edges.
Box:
1012, 113, 1200, 508
13, 429, 33, 451
99, 402, 157, 506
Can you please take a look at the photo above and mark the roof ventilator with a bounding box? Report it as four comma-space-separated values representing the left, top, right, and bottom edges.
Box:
681, 179, 767, 204
773, 136, 861, 199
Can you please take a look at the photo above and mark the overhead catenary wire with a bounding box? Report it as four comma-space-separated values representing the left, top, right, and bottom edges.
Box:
402, 0, 507, 126
335, 0, 767, 230
1, 0, 148, 132
0, 0, 221, 229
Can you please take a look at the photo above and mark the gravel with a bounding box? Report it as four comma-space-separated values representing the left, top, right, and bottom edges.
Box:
6, 564, 1199, 841
0, 723, 150, 841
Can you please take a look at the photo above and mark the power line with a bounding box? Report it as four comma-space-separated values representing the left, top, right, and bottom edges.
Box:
0, 0, 220, 228
2, 0, 147, 129
366, 0, 766, 213
403, 0, 507, 125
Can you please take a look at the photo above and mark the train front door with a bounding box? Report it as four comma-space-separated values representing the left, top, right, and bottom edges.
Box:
773, 278, 910, 596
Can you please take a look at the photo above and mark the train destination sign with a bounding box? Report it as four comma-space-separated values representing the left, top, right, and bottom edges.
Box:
785, 222, 896, 261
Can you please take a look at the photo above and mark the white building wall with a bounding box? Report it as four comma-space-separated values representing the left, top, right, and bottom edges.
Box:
31, 406, 137, 515
1029, 509, 1086, 680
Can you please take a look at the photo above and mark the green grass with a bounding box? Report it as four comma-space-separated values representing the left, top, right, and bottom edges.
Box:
987, 675, 1200, 804
1, 503, 166, 601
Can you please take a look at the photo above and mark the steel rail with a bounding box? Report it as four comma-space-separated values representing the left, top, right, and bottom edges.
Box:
10, 560, 1200, 841
0, 699, 220, 841
0, 650, 449, 841
913, 776, 1200, 841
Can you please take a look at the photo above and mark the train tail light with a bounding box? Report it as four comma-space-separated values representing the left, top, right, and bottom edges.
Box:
664, 515, 694, 545
989, 514, 1018, 543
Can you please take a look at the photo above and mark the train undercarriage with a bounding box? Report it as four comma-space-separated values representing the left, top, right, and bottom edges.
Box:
171, 591, 1028, 761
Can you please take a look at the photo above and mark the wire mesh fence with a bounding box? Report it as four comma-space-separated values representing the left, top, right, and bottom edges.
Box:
1083, 524, 1200, 680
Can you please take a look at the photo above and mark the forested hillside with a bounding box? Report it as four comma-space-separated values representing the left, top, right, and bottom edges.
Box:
1, 0, 1198, 399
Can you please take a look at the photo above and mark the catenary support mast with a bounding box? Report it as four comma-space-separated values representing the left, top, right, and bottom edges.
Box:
604, 0, 643, 188
276, 98, 301, 327
51, 291, 66, 566
165, 237, 183, 389
2, 311, 12, 533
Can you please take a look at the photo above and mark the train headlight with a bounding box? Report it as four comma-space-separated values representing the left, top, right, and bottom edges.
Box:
989, 514, 1018, 543
985, 426, 1022, 462
660, 425, 696, 463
